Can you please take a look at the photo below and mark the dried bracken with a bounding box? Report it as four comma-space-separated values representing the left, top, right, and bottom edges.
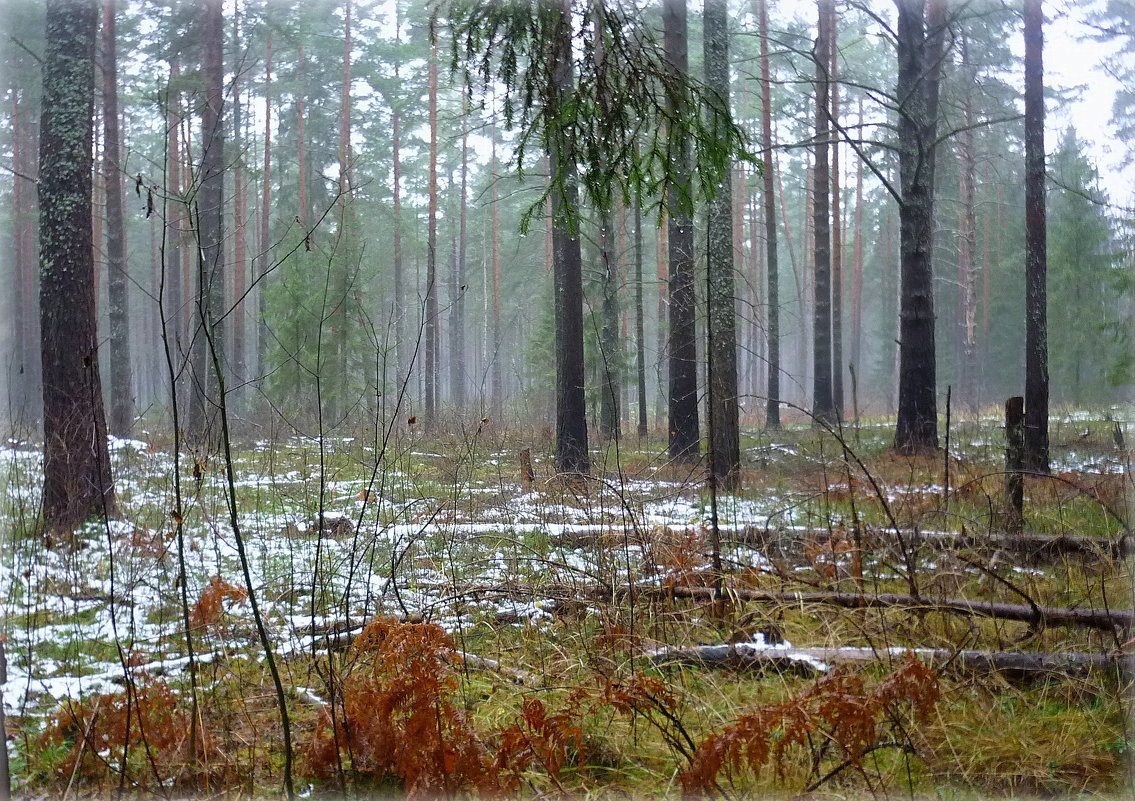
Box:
189, 574, 249, 630
679, 652, 940, 796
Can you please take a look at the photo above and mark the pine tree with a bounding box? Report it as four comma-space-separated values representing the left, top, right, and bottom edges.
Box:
1023, 0, 1049, 471
665, 0, 700, 463
101, 0, 131, 435
893, 0, 945, 453
39, 0, 116, 534
704, 0, 740, 487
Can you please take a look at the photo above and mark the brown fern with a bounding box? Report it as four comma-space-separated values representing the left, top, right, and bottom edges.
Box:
679, 652, 940, 797
303, 616, 498, 798
189, 574, 248, 630
37, 678, 217, 789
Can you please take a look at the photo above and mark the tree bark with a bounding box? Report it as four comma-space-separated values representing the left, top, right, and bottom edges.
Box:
550, 0, 589, 475
164, 67, 184, 390
758, 0, 780, 429
656, 217, 668, 425
704, 0, 740, 487
296, 44, 308, 230
829, 7, 844, 419
598, 205, 620, 439
490, 120, 503, 410
39, 0, 117, 533
635, 187, 648, 437
186, 0, 225, 440
893, 0, 944, 453
449, 104, 469, 411
257, 38, 272, 384
231, 9, 248, 410
1023, 0, 1050, 472
101, 0, 131, 436
812, 0, 836, 425
850, 96, 864, 381
390, 45, 406, 392
10, 87, 41, 422
665, 0, 700, 463
957, 38, 979, 409
425, 25, 440, 424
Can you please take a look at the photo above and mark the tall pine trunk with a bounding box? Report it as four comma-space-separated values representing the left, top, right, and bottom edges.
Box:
759, 0, 780, 428
296, 45, 308, 229
850, 95, 864, 378
257, 38, 272, 384
449, 105, 469, 411
550, 0, 589, 474
390, 78, 406, 391
189, 0, 225, 440
811, 0, 836, 425
10, 88, 40, 422
231, 11, 248, 411
1023, 0, 1049, 471
829, 4, 843, 419
893, 0, 943, 453
598, 205, 620, 439
164, 68, 184, 393
635, 187, 647, 437
957, 38, 978, 409
39, 0, 116, 533
329, 0, 354, 425
490, 121, 503, 410
101, 0, 131, 435
665, 0, 700, 463
425, 24, 440, 423
704, 0, 740, 487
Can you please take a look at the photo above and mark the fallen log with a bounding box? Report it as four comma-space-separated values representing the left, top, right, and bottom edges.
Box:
376, 580, 1133, 633
732, 525, 1129, 561
544, 523, 1128, 562
636, 585, 1133, 632
648, 643, 1119, 680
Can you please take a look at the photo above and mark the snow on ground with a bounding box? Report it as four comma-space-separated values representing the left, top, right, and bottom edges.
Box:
0, 433, 796, 719
2, 412, 1127, 720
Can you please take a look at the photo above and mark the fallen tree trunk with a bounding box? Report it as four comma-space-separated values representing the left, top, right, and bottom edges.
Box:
648, 642, 1119, 680
544, 523, 1127, 562
637, 584, 1133, 632
731, 524, 1128, 560
420, 581, 1133, 633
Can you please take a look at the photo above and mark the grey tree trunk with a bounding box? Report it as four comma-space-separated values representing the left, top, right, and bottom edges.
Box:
257, 40, 271, 387
101, 0, 131, 436
704, 0, 740, 488
598, 206, 621, 440
811, 0, 836, 425
1023, 0, 1050, 472
665, 0, 700, 463
829, 4, 844, 419
893, 0, 944, 453
449, 106, 469, 410
425, 26, 439, 424
39, 0, 116, 534
758, 0, 780, 429
635, 190, 648, 437
188, 0, 225, 441
550, 0, 589, 474
958, 38, 979, 409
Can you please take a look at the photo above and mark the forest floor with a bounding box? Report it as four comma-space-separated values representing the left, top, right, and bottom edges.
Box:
1, 406, 1132, 799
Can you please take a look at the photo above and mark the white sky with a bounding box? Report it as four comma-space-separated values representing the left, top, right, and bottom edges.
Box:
1042, 1, 1132, 205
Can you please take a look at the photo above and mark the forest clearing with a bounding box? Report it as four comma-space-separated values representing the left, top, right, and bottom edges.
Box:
1, 408, 1131, 798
